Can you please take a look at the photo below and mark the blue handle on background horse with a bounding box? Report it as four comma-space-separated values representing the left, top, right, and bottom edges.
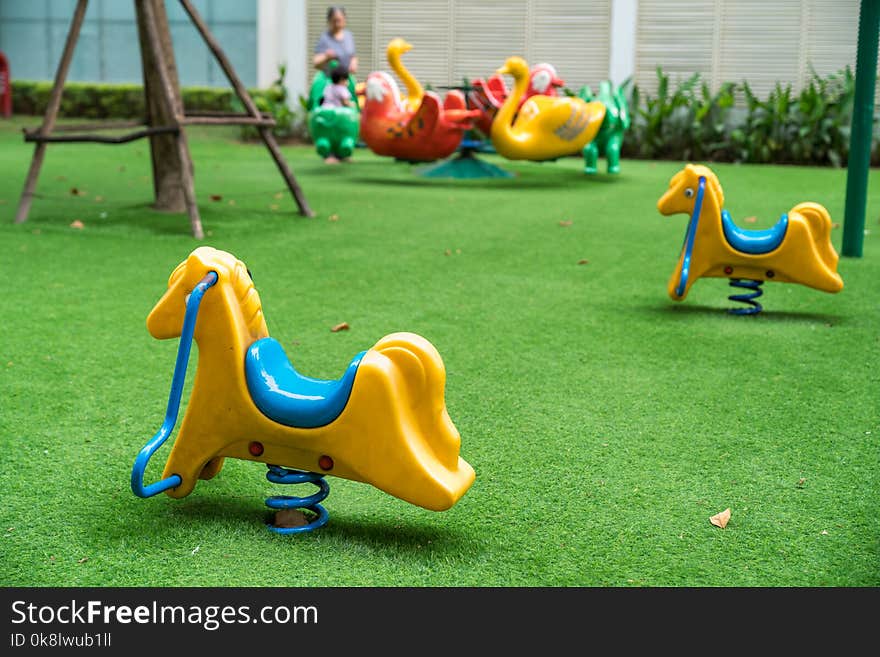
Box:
675, 176, 706, 298
131, 271, 218, 498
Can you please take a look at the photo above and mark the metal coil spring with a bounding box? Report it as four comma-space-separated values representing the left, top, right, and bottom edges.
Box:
265, 465, 330, 535
728, 278, 764, 315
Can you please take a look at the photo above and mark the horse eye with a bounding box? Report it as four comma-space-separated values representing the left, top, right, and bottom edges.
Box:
684, 188, 694, 198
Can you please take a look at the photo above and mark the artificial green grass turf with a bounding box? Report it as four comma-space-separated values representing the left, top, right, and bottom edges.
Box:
0, 118, 877, 586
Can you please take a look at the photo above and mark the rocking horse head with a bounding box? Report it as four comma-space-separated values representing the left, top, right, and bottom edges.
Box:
146, 246, 266, 342
657, 163, 725, 218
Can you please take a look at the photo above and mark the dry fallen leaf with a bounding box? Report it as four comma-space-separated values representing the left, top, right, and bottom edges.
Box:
0, 199, 7, 205
77, 557, 89, 564
832, 222, 840, 229
797, 477, 806, 487
270, 204, 280, 211
118, 165, 126, 172
328, 213, 339, 221
444, 249, 451, 256
559, 220, 573, 227
577, 259, 590, 265
94, 195, 104, 202
331, 322, 350, 332
709, 508, 731, 529
273, 192, 283, 199
820, 530, 828, 535
70, 187, 84, 196
70, 220, 84, 229
744, 216, 757, 223
227, 199, 236, 206
274, 509, 309, 528
210, 194, 222, 202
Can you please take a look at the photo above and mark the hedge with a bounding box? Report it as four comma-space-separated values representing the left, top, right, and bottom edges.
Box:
10, 79, 278, 119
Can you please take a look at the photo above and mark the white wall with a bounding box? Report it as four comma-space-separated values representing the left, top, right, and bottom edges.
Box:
258, 0, 308, 103
609, 0, 637, 86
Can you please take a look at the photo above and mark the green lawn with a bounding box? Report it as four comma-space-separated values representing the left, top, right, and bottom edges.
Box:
0, 117, 877, 586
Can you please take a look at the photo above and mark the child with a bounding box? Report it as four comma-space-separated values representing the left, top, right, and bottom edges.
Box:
320, 67, 354, 163
321, 66, 353, 109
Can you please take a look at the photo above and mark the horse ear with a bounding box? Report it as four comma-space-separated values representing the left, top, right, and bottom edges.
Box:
185, 246, 225, 281
684, 163, 698, 176
186, 248, 209, 272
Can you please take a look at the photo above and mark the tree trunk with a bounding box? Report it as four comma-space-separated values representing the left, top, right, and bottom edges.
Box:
134, 0, 187, 212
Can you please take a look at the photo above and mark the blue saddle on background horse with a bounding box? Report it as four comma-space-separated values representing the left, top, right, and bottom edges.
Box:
721, 209, 788, 255
245, 338, 365, 429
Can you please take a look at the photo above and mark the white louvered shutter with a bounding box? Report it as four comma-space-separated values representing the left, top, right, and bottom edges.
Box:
374, 0, 452, 90
717, 0, 804, 96
636, 0, 864, 97
529, 0, 612, 90
635, 0, 716, 92
451, 0, 529, 85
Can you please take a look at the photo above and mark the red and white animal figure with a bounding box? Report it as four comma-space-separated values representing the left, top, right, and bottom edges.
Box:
360, 71, 479, 162
468, 62, 565, 137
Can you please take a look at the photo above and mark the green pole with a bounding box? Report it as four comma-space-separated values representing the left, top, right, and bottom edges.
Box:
843, 0, 880, 257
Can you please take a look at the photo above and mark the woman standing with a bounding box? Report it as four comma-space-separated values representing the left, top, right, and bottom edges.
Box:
313, 6, 358, 76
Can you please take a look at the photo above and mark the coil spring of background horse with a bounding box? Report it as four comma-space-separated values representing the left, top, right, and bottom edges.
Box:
265, 465, 330, 535
727, 278, 764, 315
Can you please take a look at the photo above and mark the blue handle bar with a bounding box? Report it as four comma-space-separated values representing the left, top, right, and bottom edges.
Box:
675, 176, 706, 298
131, 271, 218, 498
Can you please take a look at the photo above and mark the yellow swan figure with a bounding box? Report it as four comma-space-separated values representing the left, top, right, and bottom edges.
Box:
387, 38, 423, 112
491, 56, 606, 161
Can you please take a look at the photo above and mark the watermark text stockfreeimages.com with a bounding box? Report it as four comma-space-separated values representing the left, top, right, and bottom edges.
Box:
10, 599, 317, 632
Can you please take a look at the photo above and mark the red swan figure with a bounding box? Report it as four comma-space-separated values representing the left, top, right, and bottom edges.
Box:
360, 37, 483, 164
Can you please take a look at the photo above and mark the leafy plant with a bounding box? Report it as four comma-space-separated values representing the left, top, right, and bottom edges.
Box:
231, 63, 309, 142
623, 65, 876, 167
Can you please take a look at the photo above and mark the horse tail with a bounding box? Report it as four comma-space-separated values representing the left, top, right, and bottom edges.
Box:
792, 202, 839, 273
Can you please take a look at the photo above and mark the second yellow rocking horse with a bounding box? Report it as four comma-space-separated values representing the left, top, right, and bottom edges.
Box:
132, 247, 475, 534
657, 164, 843, 314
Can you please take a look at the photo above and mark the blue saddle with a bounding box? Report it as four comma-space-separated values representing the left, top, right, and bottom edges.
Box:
721, 210, 788, 255
245, 337, 365, 429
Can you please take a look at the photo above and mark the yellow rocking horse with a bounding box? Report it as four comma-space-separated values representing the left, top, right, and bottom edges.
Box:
132, 247, 475, 534
657, 164, 843, 314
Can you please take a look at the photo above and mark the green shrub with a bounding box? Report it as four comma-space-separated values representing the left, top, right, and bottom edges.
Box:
624, 65, 878, 167
10, 78, 299, 135
625, 69, 737, 162
230, 63, 309, 142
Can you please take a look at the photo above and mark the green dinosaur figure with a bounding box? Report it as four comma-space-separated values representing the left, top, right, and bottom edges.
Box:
308, 105, 360, 159
578, 80, 631, 175
306, 64, 360, 159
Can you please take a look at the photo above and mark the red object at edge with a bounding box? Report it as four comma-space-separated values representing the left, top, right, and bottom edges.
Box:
0, 51, 11, 118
